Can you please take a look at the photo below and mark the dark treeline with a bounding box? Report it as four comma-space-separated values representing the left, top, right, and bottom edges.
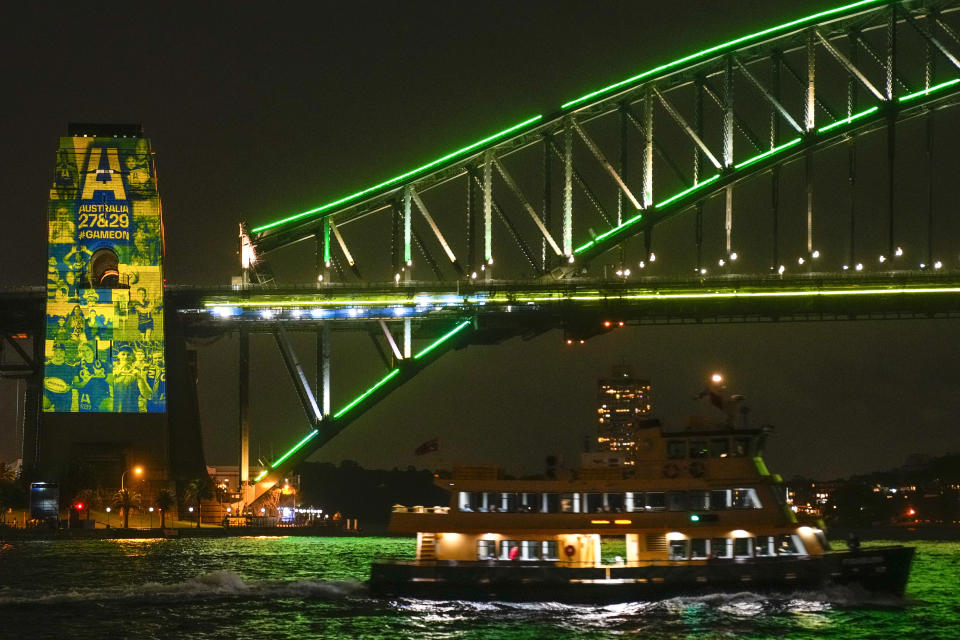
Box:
297, 460, 449, 531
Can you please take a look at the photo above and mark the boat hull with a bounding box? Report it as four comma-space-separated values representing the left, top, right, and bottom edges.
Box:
369, 546, 914, 603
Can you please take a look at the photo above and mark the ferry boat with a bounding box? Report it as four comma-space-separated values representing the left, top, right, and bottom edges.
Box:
370, 380, 914, 602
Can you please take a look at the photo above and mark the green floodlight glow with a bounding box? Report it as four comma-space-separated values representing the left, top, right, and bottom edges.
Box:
270, 429, 319, 468
561, 0, 885, 110
734, 138, 802, 171
254, 470, 268, 482
817, 106, 880, 133
656, 174, 720, 209
252, 115, 543, 233
413, 320, 472, 360
332, 369, 401, 420
594, 211, 645, 244
898, 78, 960, 104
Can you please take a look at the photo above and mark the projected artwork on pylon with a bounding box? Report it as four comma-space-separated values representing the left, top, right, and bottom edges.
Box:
43, 135, 166, 413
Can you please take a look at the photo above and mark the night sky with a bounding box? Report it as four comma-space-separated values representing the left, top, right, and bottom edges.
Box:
1, 1, 958, 481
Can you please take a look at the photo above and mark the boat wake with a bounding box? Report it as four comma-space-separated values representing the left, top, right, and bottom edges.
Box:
0, 570, 366, 608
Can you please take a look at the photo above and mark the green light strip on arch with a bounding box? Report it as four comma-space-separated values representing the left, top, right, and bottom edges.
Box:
560, 0, 885, 110
252, 115, 542, 233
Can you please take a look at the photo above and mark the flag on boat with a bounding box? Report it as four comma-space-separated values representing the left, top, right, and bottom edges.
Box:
415, 438, 439, 455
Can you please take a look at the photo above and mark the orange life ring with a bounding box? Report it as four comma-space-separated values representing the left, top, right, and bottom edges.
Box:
662, 462, 680, 478
564, 544, 576, 557
689, 461, 706, 478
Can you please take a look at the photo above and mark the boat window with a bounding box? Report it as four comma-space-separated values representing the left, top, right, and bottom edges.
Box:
560, 493, 581, 513
625, 492, 643, 512
499, 540, 520, 560
755, 535, 775, 557
711, 538, 732, 559
733, 537, 753, 558
733, 437, 751, 457
710, 438, 729, 458
689, 491, 710, 510
520, 540, 540, 560
645, 492, 665, 511
777, 534, 806, 556
668, 540, 688, 560
498, 492, 517, 513
666, 491, 686, 511
607, 493, 625, 512
689, 440, 709, 458
517, 493, 537, 513
710, 489, 730, 510
458, 492, 477, 512
541, 540, 559, 560
732, 488, 762, 509
585, 493, 606, 513
477, 539, 497, 560
475, 492, 492, 512
690, 538, 709, 559
543, 493, 560, 513
814, 531, 831, 552
667, 440, 686, 459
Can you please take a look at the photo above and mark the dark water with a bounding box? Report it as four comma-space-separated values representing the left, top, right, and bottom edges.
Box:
0, 537, 956, 639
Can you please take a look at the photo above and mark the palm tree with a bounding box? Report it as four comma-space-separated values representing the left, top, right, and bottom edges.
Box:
184, 477, 212, 528
155, 489, 175, 529
113, 489, 141, 528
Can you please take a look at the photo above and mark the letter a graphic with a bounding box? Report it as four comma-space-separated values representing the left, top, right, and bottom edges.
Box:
81, 148, 127, 201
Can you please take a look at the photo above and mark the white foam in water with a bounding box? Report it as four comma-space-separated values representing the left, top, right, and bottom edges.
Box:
0, 571, 366, 607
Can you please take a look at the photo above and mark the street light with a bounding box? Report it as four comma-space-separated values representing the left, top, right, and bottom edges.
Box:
148, 506, 154, 528
105, 506, 111, 528
121, 466, 144, 492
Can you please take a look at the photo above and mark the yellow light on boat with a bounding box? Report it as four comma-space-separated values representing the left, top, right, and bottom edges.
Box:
590, 519, 611, 525
731, 529, 751, 538
797, 526, 813, 535
665, 531, 686, 540
711, 373, 723, 384
614, 519, 632, 525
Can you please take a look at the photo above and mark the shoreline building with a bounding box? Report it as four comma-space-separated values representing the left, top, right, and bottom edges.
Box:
595, 365, 652, 460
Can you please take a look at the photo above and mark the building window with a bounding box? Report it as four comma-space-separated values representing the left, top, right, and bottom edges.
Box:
733, 437, 751, 457
667, 440, 686, 459
477, 539, 497, 560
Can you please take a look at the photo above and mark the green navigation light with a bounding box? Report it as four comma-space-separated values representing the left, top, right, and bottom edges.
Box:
817, 106, 880, 133
252, 116, 543, 233
413, 320, 472, 360
561, 0, 885, 110
898, 78, 960, 104
332, 369, 401, 420
734, 138, 802, 171
690, 514, 701, 522
655, 174, 720, 209
270, 429, 319, 469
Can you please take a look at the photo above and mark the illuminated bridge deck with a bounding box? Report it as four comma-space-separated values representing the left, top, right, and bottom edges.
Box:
172, 272, 960, 333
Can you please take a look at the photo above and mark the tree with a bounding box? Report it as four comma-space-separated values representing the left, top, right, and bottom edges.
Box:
113, 489, 141, 528
155, 489, 175, 529
184, 477, 213, 528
